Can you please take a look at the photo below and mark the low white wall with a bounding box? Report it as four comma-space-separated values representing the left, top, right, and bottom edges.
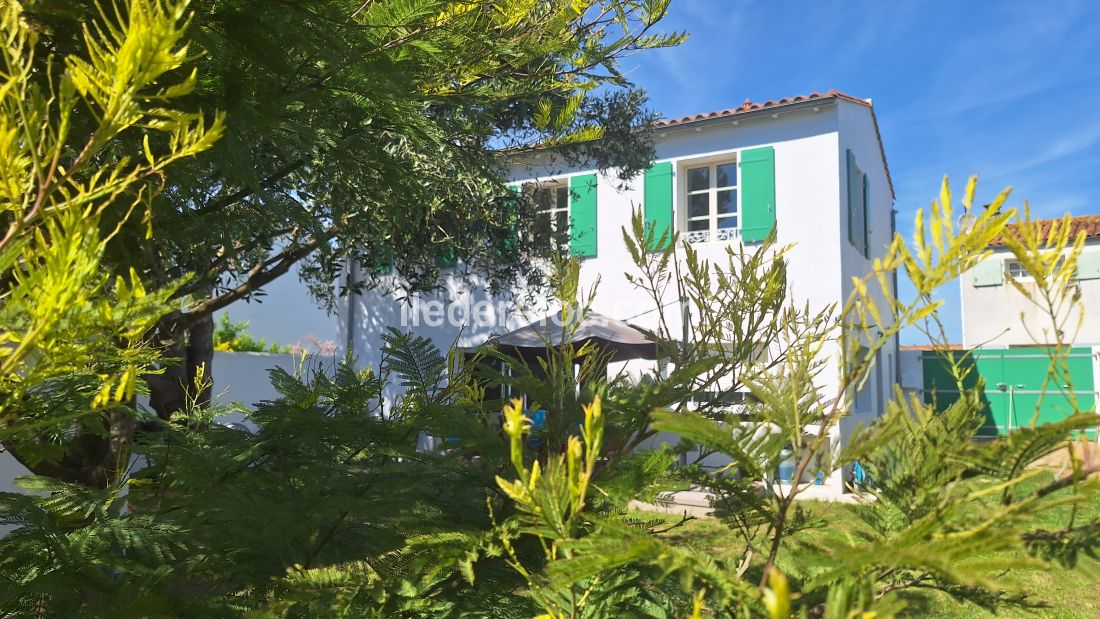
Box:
0, 450, 31, 535
208, 351, 339, 428
0, 450, 31, 494
210, 351, 300, 408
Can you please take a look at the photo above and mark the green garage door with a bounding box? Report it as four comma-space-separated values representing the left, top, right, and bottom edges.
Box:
922, 347, 1097, 438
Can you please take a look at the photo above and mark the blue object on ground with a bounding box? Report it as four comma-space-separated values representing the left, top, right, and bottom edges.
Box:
529, 408, 546, 448
777, 449, 795, 483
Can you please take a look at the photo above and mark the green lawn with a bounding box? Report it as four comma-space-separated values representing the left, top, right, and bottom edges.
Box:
646, 474, 1100, 617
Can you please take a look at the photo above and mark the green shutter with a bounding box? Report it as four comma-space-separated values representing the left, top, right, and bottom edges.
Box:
972, 258, 1004, 287
862, 172, 870, 257
373, 247, 392, 274
740, 146, 776, 243
849, 150, 858, 253
435, 244, 457, 268
569, 173, 598, 257
1077, 251, 1100, 280
643, 162, 674, 251
495, 184, 520, 260
847, 149, 863, 253
845, 151, 870, 257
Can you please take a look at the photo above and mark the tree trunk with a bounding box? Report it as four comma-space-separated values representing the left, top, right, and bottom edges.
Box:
146, 313, 189, 420
146, 309, 215, 421
8, 408, 135, 487
4, 311, 217, 487
186, 310, 215, 409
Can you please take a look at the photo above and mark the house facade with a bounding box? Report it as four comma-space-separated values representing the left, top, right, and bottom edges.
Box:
962, 216, 1100, 348
340, 90, 898, 495
950, 216, 1100, 437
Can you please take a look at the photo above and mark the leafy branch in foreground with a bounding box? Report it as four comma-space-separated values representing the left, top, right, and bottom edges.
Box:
0, 0, 222, 483
467, 176, 1100, 617
2, 168, 1098, 618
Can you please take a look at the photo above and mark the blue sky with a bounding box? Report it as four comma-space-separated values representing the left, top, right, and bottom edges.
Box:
627, 0, 1100, 344
229, 0, 1100, 348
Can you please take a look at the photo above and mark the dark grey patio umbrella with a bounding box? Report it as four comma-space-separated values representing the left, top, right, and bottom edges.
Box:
484, 310, 660, 361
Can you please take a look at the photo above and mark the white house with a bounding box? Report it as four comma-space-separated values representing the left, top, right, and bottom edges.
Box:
963, 215, 1100, 348
340, 90, 898, 495
909, 216, 1100, 439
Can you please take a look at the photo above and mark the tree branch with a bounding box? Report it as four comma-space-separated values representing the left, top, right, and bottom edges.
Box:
175, 236, 324, 331
186, 158, 306, 218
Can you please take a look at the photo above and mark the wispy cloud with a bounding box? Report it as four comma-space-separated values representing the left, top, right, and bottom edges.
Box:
993, 124, 1100, 180
629, 0, 1100, 342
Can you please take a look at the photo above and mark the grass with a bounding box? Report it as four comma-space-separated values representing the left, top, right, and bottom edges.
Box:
641, 472, 1100, 617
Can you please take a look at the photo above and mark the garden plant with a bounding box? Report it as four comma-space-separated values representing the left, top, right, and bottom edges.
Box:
0, 1, 1098, 617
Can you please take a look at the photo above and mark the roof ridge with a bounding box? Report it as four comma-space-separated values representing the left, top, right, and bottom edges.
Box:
991, 213, 1100, 246
653, 90, 870, 127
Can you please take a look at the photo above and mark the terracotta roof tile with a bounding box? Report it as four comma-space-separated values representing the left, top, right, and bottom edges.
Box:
991, 214, 1100, 246
651, 89, 871, 128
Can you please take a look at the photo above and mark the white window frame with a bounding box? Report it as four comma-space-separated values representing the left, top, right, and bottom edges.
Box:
678, 154, 741, 244
1005, 259, 1030, 281
1004, 255, 1065, 282
528, 179, 570, 236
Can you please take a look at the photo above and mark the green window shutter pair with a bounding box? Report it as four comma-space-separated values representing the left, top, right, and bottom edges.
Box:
495, 179, 599, 259
972, 258, 1004, 287
569, 173, 598, 258
740, 146, 777, 243
642, 147, 776, 251
1076, 251, 1100, 280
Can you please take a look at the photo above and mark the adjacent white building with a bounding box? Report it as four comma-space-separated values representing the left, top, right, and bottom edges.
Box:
962, 216, 1100, 348
340, 90, 898, 495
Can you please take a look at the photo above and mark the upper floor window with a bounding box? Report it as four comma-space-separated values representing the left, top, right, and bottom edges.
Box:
682, 158, 738, 244
518, 174, 598, 258
531, 182, 569, 236
1005, 257, 1064, 281
1005, 259, 1029, 280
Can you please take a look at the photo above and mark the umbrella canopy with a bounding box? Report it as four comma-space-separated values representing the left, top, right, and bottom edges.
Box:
481, 310, 659, 361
